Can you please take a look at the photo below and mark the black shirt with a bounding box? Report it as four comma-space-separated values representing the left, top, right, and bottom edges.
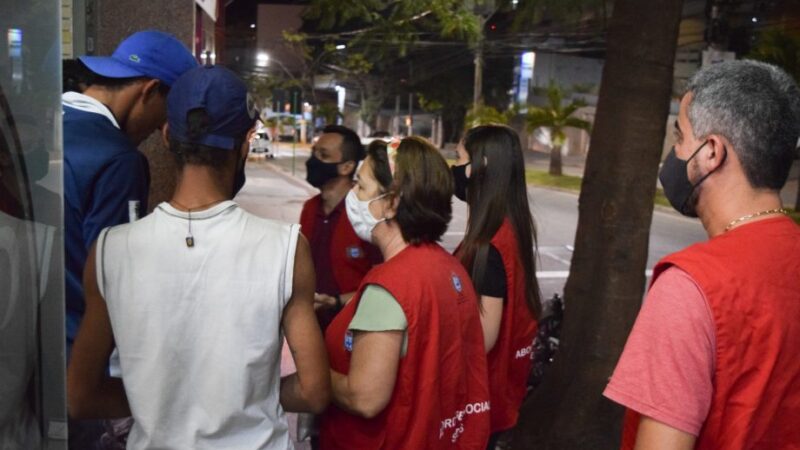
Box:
478, 244, 507, 299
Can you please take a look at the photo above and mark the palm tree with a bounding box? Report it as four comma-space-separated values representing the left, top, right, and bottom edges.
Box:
464, 103, 516, 128
315, 103, 342, 126
526, 83, 592, 176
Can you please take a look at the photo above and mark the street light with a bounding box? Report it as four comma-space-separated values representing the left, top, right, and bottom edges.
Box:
256, 53, 269, 67
336, 44, 346, 50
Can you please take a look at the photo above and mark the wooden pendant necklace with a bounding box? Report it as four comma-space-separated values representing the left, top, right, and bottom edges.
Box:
169, 199, 226, 247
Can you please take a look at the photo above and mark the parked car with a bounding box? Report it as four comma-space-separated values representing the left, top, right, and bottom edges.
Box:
360, 130, 393, 146
250, 128, 274, 158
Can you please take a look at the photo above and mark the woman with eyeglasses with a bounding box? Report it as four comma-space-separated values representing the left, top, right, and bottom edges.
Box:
319, 137, 491, 450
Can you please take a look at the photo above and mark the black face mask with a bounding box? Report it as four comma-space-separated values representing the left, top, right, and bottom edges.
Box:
232, 154, 247, 197
659, 141, 725, 217
451, 163, 469, 202
306, 155, 342, 189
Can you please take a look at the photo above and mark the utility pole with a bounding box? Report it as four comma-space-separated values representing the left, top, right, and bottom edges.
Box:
407, 92, 413, 136
394, 95, 401, 136
473, 31, 484, 109
408, 61, 413, 136
471, 0, 495, 109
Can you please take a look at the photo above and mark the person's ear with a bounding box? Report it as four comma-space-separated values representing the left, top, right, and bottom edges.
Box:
241, 127, 256, 160
383, 192, 400, 220
704, 135, 729, 172
161, 123, 170, 147
140, 79, 162, 103
338, 160, 356, 177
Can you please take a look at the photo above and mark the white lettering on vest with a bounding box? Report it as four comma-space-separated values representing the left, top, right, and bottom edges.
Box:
515, 344, 533, 359
439, 401, 491, 443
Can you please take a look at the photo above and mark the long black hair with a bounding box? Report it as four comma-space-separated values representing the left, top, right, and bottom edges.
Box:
459, 124, 541, 318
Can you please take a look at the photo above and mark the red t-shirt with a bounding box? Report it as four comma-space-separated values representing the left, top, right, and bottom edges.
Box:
603, 266, 715, 436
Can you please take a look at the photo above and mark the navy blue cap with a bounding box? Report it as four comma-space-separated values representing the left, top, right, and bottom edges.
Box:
79, 30, 198, 87
167, 65, 257, 150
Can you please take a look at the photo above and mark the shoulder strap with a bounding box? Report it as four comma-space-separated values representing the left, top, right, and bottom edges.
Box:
281, 223, 301, 305
96, 226, 112, 299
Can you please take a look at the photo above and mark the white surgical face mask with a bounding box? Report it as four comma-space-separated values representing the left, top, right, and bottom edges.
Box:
345, 189, 387, 243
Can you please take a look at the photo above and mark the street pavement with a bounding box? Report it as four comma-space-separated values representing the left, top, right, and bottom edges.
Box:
237, 142, 709, 300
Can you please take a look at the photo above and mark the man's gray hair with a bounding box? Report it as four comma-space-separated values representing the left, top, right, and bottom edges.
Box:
685, 60, 800, 190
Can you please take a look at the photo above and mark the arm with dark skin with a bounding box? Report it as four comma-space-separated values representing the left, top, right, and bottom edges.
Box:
69, 236, 332, 417
67, 241, 130, 419
280, 235, 332, 413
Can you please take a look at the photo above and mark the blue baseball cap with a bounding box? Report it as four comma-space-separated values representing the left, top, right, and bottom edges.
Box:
167, 66, 258, 150
79, 30, 197, 87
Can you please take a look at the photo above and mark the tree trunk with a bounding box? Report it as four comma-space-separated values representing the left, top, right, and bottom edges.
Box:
512, 0, 684, 448
549, 144, 563, 176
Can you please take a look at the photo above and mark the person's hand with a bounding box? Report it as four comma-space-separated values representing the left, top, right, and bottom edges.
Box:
314, 293, 338, 311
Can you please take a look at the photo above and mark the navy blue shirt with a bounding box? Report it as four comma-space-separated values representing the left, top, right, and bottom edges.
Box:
63, 105, 150, 354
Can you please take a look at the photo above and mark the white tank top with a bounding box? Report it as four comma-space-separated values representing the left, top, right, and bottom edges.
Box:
97, 201, 298, 450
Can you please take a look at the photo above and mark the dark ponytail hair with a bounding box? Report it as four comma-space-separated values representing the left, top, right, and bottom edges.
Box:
459, 125, 541, 318
169, 108, 245, 169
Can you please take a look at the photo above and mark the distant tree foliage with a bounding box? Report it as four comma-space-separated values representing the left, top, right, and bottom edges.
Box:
464, 104, 516, 127
295, 0, 611, 138
748, 28, 800, 82
748, 28, 800, 210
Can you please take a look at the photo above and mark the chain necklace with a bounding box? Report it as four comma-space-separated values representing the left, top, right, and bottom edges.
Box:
169, 198, 227, 247
724, 208, 788, 232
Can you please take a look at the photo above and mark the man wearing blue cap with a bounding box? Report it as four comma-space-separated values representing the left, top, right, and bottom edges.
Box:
63, 30, 198, 361
63, 30, 197, 449
67, 66, 331, 449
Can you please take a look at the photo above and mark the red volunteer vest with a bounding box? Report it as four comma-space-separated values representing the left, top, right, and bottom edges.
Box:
622, 216, 800, 449
299, 194, 374, 294
320, 243, 491, 450
486, 220, 538, 432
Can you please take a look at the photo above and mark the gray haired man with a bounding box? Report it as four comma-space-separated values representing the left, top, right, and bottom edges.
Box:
604, 60, 800, 449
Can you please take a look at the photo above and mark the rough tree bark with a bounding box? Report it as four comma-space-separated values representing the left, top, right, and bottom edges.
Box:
512, 0, 685, 448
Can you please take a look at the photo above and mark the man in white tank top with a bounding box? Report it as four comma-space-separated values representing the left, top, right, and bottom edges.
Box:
66, 65, 331, 449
